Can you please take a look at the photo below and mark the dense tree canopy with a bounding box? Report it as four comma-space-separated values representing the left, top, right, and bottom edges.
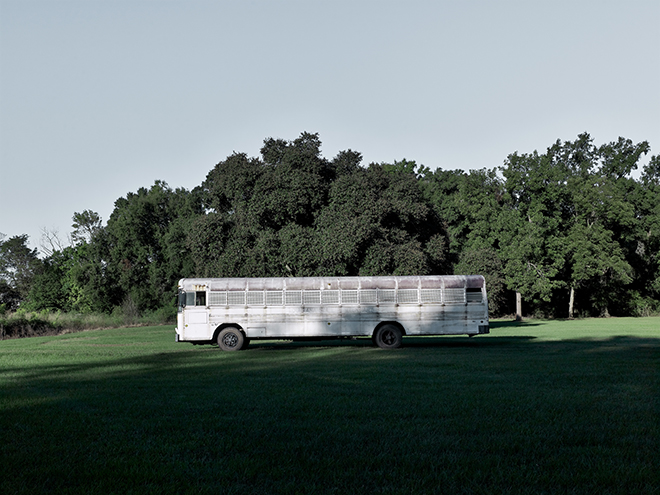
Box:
8, 131, 659, 319
188, 133, 449, 280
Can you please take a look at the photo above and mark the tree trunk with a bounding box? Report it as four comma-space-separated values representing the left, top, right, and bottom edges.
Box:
516, 292, 522, 321
568, 287, 575, 319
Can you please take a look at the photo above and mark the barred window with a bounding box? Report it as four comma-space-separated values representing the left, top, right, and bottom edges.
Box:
266, 291, 283, 306
444, 288, 465, 304
247, 291, 264, 306
285, 291, 302, 305
398, 289, 418, 304
227, 291, 246, 306
378, 289, 396, 304
209, 291, 227, 306
360, 289, 378, 304
341, 290, 358, 304
303, 290, 321, 305
421, 289, 442, 304
321, 290, 339, 304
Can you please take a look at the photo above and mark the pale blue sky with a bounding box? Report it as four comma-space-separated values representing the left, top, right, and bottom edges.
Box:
1, 0, 659, 253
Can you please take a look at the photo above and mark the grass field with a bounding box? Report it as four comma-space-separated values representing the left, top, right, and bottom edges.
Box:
1, 318, 658, 494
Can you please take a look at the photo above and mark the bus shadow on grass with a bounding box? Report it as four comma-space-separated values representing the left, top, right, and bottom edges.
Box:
245, 334, 538, 351
246, 332, 660, 351
401, 335, 537, 348
489, 319, 545, 329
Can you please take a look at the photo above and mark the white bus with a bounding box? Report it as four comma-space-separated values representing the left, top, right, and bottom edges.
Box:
176, 275, 489, 350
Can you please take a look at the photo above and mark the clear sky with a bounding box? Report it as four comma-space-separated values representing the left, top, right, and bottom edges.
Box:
1, 0, 659, 253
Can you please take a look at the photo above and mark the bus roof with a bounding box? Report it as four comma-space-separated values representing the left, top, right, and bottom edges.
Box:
178, 275, 485, 291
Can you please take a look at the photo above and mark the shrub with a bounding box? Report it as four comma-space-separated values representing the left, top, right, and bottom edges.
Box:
0, 314, 61, 339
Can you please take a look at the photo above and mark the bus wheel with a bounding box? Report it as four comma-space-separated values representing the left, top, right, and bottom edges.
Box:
374, 324, 402, 349
218, 327, 245, 351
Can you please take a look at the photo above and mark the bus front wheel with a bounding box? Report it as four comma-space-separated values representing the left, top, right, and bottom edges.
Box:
374, 324, 402, 349
217, 327, 245, 351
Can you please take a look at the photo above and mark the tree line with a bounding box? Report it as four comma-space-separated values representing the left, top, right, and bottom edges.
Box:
1, 132, 658, 319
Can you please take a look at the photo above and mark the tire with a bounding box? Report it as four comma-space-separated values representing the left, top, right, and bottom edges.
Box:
217, 327, 245, 351
374, 324, 402, 349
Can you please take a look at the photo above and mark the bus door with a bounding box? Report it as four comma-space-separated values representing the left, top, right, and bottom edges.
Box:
183, 288, 209, 340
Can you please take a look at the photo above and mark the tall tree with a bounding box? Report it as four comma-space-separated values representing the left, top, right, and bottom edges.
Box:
0, 235, 42, 311
71, 210, 103, 245
192, 133, 335, 277
500, 149, 566, 317
192, 133, 450, 278
421, 168, 466, 266
104, 181, 203, 312
499, 133, 650, 317
316, 164, 449, 276
251, 132, 332, 230
631, 155, 660, 313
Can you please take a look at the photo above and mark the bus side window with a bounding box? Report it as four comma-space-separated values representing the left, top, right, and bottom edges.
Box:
466, 288, 483, 303
185, 292, 195, 307
196, 291, 206, 306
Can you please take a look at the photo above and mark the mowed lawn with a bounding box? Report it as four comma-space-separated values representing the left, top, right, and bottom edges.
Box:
1, 318, 658, 494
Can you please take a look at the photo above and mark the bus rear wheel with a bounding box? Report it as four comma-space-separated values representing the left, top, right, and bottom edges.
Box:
218, 327, 245, 351
374, 324, 402, 349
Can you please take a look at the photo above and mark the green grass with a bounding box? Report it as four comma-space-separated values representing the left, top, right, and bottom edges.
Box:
1, 318, 659, 494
